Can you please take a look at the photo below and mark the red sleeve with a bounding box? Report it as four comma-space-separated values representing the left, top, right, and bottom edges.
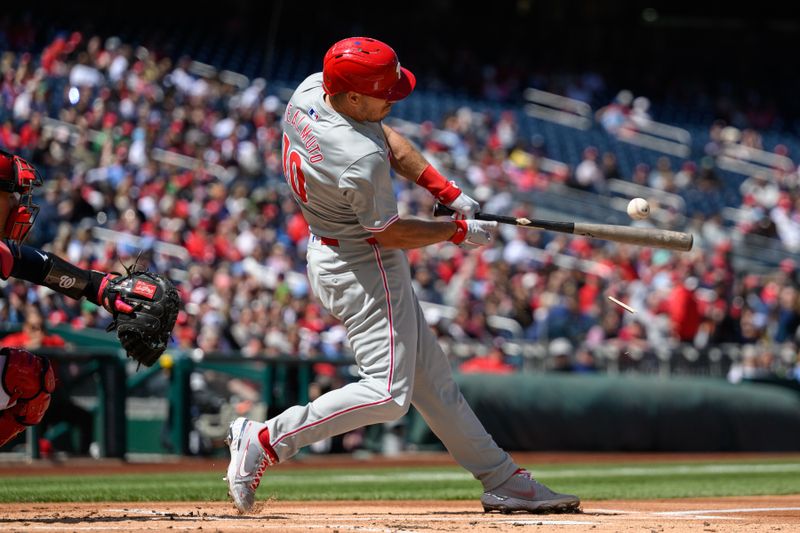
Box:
0, 241, 14, 279
0, 333, 26, 347
43, 335, 66, 348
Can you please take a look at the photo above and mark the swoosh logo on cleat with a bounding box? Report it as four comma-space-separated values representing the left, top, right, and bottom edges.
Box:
238, 437, 252, 477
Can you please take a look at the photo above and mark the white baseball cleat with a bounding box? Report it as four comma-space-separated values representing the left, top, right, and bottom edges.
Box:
481, 469, 581, 514
224, 417, 278, 513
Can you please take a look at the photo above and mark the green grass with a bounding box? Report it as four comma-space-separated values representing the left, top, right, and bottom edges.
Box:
1, 458, 799, 503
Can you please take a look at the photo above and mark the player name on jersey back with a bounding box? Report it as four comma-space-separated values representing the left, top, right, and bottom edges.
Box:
284, 102, 324, 164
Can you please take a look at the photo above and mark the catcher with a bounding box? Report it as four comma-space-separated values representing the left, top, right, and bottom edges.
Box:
0, 149, 180, 448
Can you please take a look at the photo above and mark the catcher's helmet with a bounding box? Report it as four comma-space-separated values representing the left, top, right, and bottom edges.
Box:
323, 37, 416, 102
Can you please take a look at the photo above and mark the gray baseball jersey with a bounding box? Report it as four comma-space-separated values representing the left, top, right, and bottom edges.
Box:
281, 73, 399, 241
266, 73, 518, 491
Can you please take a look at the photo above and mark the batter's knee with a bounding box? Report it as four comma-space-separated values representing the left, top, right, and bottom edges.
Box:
379, 397, 410, 421
359, 381, 412, 423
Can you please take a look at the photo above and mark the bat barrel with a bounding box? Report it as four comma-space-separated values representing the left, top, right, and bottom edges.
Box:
572, 223, 693, 251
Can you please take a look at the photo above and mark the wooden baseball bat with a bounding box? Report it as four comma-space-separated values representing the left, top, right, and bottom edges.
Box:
433, 203, 693, 251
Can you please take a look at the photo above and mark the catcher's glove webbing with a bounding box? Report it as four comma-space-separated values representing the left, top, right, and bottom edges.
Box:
99, 269, 181, 367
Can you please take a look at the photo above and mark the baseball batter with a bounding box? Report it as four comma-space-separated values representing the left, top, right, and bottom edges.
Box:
225, 37, 580, 515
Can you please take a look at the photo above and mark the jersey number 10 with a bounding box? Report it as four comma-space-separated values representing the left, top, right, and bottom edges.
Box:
282, 133, 308, 202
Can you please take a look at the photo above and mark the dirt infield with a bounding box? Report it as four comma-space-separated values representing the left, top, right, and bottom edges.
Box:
1, 496, 800, 533
1, 453, 799, 532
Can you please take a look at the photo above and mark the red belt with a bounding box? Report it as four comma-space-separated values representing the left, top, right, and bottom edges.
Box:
315, 235, 378, 247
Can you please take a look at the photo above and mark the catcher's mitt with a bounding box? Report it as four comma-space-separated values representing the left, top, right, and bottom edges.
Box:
100, 270, 181, 367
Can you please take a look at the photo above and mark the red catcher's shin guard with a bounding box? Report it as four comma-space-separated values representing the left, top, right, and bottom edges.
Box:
0, 394, 53, 447
0, 348, 55, 446
0, 409, 26, 447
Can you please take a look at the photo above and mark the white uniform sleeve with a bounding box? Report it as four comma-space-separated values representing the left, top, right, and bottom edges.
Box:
339, 152, 399, 232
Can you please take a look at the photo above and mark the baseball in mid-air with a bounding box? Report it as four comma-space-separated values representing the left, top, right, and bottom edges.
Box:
627, 197, 650, 220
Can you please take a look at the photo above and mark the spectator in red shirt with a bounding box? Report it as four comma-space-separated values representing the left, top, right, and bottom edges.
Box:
667, 276, 701, 342
460, 340, 516, 374
0, 306, 66, 350
285, 211, 310, 244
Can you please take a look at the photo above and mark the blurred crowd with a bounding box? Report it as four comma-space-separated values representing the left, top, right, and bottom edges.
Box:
0, 31, 797, 385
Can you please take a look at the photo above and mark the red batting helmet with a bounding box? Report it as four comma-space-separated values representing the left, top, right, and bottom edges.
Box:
323, 37, 416, 102
0, 149, 43, 246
